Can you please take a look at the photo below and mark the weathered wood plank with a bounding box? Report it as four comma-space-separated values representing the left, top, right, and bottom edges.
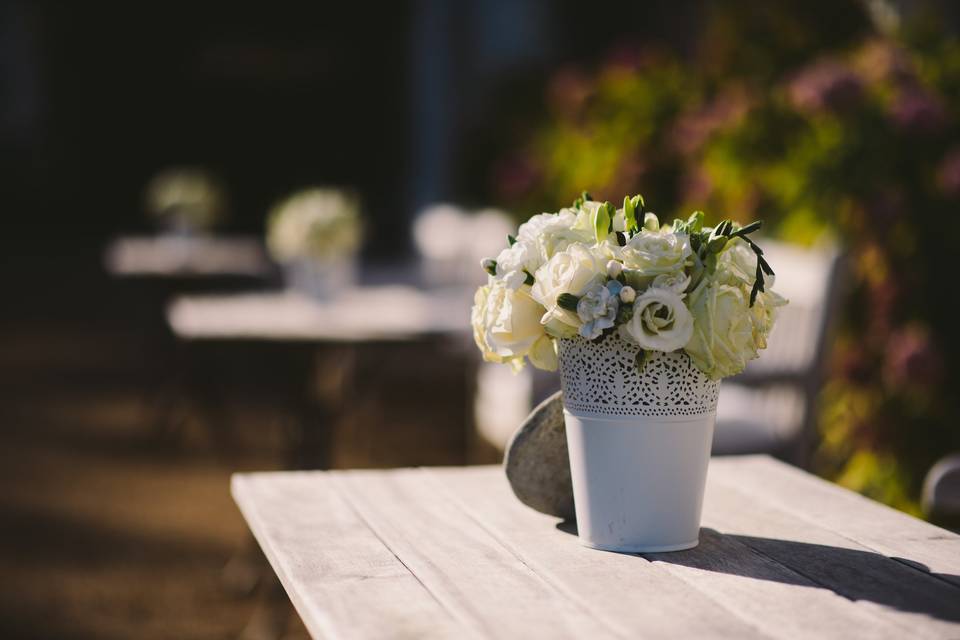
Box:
708, 456, 960, 588
232, 473, 468, 640
641, 526, 900, 639
331, 468, 617, 640
701, 475, 960, 638
422, 466, 768, 640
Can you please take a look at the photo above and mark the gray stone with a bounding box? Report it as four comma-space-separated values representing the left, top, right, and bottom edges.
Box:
503, 391, 574, 520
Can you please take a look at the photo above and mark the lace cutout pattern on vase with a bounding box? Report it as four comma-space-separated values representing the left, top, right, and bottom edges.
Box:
558, 334, 720, 417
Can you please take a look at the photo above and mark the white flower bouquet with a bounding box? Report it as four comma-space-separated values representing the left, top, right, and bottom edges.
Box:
266, 188, 363, 299
145, 167, 227, 233
478, 192, 787, 553
266, 188, 362, 262
471, 192, 786, 380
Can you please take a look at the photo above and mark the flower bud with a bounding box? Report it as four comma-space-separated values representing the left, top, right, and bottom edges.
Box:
606, 259, 623, 278
481, 258, 497, 275
643, 212, 660, 232
619, 285, 636, 303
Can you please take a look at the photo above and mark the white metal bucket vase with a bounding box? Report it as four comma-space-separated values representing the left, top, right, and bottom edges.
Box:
559, 333, 720, 552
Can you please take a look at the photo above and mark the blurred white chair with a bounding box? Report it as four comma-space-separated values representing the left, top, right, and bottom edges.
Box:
712, 239, 845, 466
413, 203, 514, 288
412, 203, 529, 453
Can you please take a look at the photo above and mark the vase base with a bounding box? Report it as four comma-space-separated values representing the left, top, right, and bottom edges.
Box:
579, 538, 700, 554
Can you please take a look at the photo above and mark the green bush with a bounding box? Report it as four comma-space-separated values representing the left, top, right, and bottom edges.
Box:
488, 4, 960, 515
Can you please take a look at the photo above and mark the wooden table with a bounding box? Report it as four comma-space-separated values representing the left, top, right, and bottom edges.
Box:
103, 234, 273, 279
233, 455, 960, 639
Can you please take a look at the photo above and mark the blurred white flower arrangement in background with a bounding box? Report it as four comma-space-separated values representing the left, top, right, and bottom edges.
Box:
144, 167, 228, 233
266, 187, 363, 299
266, 188, 363, 263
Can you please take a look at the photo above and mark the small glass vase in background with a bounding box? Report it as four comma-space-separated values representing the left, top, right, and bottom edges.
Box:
282, 257, 357, 301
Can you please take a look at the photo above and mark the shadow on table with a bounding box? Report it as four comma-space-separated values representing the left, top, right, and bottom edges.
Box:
556, 522, 960, 623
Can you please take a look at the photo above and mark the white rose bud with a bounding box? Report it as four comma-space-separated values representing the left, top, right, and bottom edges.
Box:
606, 259, 623, 278
619, 285, 636, 303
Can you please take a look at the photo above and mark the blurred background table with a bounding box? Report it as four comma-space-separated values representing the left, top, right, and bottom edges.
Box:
104, 234, 274, 281
166, 285, 470, 343
233, 455, 960, 640
164, 284, 480, 470
100, 234, 279, 438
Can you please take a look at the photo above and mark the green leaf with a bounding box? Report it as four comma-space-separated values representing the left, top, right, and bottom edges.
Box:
704, 252, 718, 273
758, 255, 775, 276
707, 235, 728, 253
594, 202, 613, 243
632, 194, 644, 210
573, 190, 593, 209
557, 293, 580, 312
643, 212, 660, 232
507, 234, 517, 246
686, 211, 704, 233
733, 220, 762, 237
707, 220, 733, 252
623, 196, 637, 233
749, 261, 764, 308
688, 254, 705, 290
742, 234, 763, 254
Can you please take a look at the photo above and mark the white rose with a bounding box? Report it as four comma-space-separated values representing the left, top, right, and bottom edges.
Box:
471, 280, 557, 371
651, 270, 692, 296
531, 244, 604, 338
707, 237, 788, 356
617, 230, 692, 277
714, 237, 777, 290
516, 209, 593, 267
527, 333, 559, 371
495, 241, 537, 290
749, 287, 788, 351
576, 282, 619, 340
683, 280, 777, 379
620, 288, 694, 352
